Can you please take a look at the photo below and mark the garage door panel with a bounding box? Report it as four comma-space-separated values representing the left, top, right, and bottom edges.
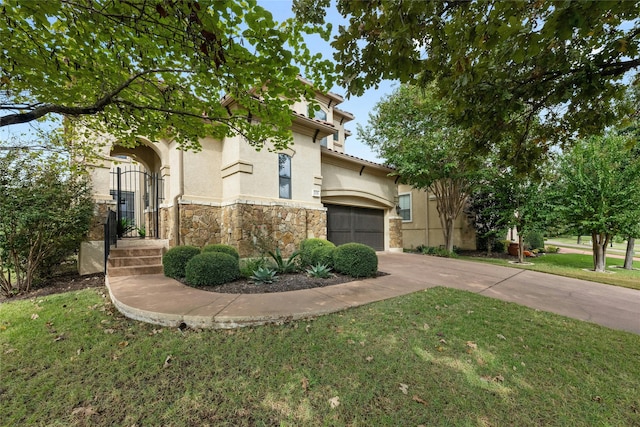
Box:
326, 204, 384, 250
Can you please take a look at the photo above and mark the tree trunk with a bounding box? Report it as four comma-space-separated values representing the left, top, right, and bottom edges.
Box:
443, 217, 455, 253
624, 237, 635, 270
577, 235, 581, 244
486, 235, 494, 257
518, 232, 525, 263
591, 231, 609, 272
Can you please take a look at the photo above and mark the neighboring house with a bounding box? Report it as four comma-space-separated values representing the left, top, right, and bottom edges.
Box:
397, 184, 476, 251
79, 85, 404, 274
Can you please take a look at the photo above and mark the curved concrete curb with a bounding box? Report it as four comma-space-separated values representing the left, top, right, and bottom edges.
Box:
106, 252, 640, 334
105, 273, 399, 329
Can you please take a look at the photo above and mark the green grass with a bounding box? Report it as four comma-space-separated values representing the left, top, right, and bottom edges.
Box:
461, 253, 640, 291
2, 287, 640, 426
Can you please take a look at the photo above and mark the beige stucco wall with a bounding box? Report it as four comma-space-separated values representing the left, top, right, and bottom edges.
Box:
399, 184, 476, 250
321, 154, 396, 210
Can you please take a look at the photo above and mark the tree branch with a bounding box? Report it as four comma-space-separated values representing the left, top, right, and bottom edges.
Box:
0, 68, 191, 127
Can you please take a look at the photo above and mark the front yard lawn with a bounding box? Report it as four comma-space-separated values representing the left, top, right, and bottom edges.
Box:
461, 253, 640, 291
2, 286, 639, 426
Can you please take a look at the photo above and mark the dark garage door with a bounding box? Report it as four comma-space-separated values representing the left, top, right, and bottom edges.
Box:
326, 204, 384, 250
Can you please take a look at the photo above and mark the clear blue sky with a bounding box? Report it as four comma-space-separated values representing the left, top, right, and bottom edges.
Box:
260, 0, 397, 162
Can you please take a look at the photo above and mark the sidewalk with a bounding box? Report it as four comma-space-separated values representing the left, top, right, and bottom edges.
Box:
106, 252, 640, 334
545, 239, 639, 261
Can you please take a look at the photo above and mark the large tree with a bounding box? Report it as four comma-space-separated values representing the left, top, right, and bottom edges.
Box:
359, 84, 482, 252
551, 134, 640, 272
295, 0, 639, 165
1, 0, 334, 151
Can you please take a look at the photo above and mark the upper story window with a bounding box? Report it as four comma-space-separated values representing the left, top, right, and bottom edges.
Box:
398, 193, 411, 222
278, 154, 291, 199
320, 137, 328, 147
308, 105, 327, 121
333, 131, 339, 141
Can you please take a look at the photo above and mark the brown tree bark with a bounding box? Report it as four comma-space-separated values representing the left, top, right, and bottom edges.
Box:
591, 231, 610, 272
624, 237, 636, 270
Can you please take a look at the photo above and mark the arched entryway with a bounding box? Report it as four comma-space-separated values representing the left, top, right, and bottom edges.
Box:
109, 142, 165, 239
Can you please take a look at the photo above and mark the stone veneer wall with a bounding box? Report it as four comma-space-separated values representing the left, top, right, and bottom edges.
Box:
178, 202, 326, 257
160, 207, 174, 245
389, 217, 404, 251
87, 200, 117, 241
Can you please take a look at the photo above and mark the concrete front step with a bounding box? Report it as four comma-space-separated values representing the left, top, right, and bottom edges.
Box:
107, 242, 166, 277
108, 255, 163, 268
109, 247, 164, 258
108, 264, 164, 277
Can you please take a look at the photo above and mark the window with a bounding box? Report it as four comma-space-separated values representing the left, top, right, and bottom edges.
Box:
333, 131, 339, 141
278, 154, 291, 199
308, 105, 327, 121
398, 193, 411, 221
320, 137, 328, 147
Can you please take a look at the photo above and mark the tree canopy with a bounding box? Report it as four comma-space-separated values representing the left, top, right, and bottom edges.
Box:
359, 84, 482, 252
296, 0, 640, 160
550, 134, 640, 272
1, 0, 334, 151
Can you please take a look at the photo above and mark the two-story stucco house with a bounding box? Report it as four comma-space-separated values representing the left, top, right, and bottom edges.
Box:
79, 84, 404, 274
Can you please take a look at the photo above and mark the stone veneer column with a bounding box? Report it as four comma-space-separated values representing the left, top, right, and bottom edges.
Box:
388, 216, 404, 252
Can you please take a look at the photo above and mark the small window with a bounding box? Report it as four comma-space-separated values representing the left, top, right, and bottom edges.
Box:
398, 193, 411, 222
278, 154, 291, 199
333, 131, 339, 141
308, 105, 327, 121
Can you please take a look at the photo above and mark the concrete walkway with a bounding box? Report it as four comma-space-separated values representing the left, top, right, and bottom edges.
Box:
106, 252, 640, 334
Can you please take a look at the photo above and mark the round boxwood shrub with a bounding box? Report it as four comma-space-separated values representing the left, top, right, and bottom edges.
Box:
310, 245, 336, 268
299, 238, 335, 267
202, 244, 240, 260
333, 243, 378, 278
163, 245, 201, 279
185, 252, 239, 287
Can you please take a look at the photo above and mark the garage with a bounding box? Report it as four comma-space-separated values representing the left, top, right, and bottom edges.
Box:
326, 204, 384, 251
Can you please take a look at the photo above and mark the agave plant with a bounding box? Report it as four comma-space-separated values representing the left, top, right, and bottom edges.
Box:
306, 263, 333, 279
268, 247, 300, 274
250, 267, 278, 284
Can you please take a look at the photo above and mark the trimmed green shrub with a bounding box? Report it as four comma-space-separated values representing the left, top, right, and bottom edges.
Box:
420, 246, 458, 258
299, 238, 335, 267
185, 252, 239, 287
333, 243, 378, 278
524, 231, 545, 250
202, 244, 240, 260
163, 245, 201, 279
310, 245, 336, 268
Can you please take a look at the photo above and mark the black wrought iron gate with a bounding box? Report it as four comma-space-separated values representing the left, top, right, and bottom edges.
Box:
110, 166, 164, 239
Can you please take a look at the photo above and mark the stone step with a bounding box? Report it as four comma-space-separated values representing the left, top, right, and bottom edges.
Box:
109, 247, 164, 258
108, 264, 164, 277
108, 255, 163, 268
